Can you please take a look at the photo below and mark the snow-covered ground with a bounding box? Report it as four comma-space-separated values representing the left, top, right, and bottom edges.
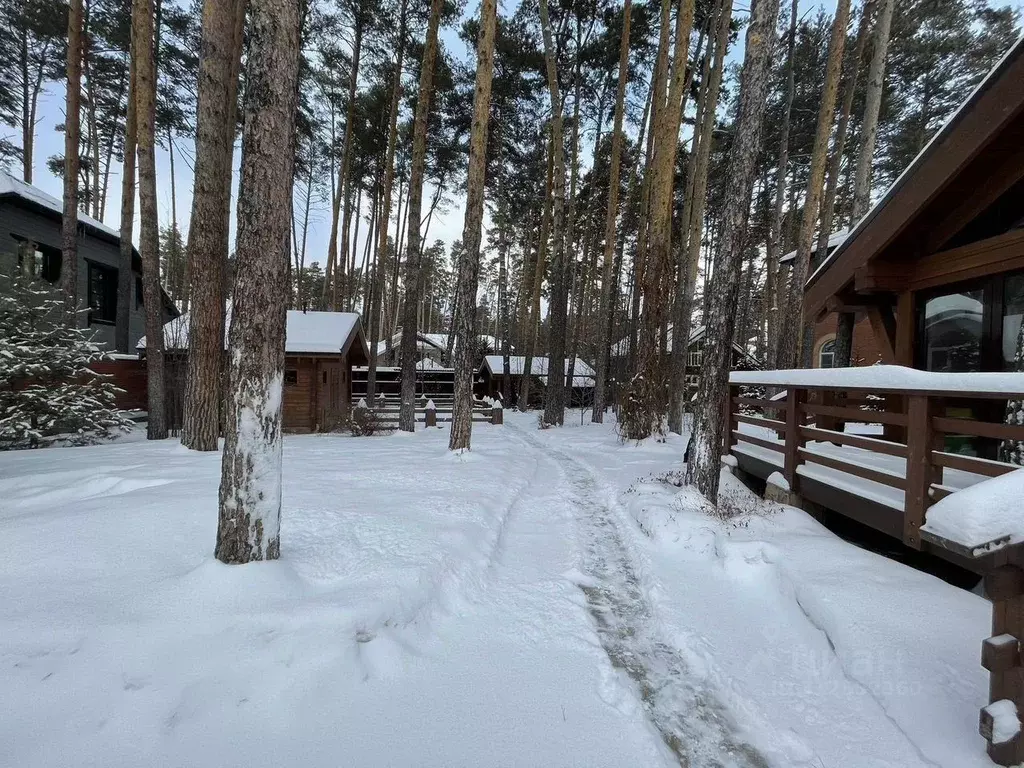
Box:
0, 411, 997, 767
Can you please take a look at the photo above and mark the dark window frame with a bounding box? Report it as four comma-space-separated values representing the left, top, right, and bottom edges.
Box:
284, 370, 298, 386
11, 234, 62, 283
86, 260, 119, 325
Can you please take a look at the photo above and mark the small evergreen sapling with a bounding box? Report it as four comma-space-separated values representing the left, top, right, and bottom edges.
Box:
0, 272, 133, 449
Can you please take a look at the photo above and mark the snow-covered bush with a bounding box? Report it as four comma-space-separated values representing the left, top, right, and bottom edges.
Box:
0, 272, 132, 449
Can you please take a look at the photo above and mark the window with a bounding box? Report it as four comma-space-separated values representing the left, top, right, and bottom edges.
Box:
12, 235, 61, 283
284, 370, 298, 386
818, 338, 836, 369
921, 287, 984, 372
1003, 273, 1024, 371
687, 351, 703, 367
87, 261, 118, 324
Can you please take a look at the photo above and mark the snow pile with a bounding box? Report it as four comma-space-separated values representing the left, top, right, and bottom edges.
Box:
922, 469, 1024, 550
534, 414, 996, 768
766, 471, 789, 491
984, 699, 1021, 744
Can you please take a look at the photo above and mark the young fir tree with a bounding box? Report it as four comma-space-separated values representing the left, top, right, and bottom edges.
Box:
0, 271, 133, 449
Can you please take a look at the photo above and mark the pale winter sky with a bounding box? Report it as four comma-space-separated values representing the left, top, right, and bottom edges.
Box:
13, 0, 1024, 285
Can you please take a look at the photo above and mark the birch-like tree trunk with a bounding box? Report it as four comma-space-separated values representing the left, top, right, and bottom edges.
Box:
448, 0, 497, 451
134, 0, 167, 439
852, 0, 894, 220
182, 0, 247, 451
776, 0, 851, 370
115, 53, 137, 354
398, 0, 444, 432
366, 0, 408, 401
61, 0, 84, 322
216, 0, 300, 564
591, 0, 632, 424
685, 0, 781, 502
538, 0, 568, 428
668, 0, 732, 434
763, 0, 798, 368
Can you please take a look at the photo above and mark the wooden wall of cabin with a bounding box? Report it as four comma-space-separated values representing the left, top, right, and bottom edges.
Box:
282, 357, 315, 433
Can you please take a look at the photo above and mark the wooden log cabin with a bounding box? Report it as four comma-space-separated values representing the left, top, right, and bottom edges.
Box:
725, 36, 1024, 765
141, 309, 369, 433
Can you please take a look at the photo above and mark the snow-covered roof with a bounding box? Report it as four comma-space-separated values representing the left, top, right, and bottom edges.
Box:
482, 355, 596, 387
138, 306, 364, 356
730, 364, 1024, 395
0, 171, 121, 242
375, 331, 499, 357
779, 230, 850, 265
807, 34, 1024, 290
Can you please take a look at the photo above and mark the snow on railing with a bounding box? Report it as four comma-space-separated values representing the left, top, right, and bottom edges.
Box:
730, 364, 1024, 395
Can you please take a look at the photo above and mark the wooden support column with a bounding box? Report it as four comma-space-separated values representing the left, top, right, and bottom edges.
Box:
783, 387, 807, 493
982, 565, 1024, 765
903, 394, 941, 549
895, 291, 915, 366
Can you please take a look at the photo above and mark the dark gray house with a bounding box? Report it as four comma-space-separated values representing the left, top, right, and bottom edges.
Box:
0, 171, 176, 349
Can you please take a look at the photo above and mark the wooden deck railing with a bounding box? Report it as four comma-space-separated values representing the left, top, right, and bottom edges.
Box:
725, 378, 1024, 549
725, 369, 1024, 765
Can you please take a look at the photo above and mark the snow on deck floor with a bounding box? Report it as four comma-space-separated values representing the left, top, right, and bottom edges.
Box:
0, 412, 999, 767
534, 411, 994, 768
0, 426, 670, 768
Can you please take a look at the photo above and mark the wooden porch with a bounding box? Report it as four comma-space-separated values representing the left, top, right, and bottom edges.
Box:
725, 368, 1024, 764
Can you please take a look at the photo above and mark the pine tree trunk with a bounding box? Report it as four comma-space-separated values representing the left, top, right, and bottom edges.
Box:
182, 0, 247, 451
668, 0, 731, 434
398, 0, 443, 432
448, 0, 497, 450
519, 132, 554, 411
366, 0, 408, 402
815, 0, 870, 263
684, 0, 780, 502
763, 0, 798, 368
591, 0, 631, 424
216, 0, 300, 564
324, 13, 363, 311
776, 0, 851, 370
852, 0, 894, 221
115, 53, 137, 354
134, 0, 167, 439
538, 0, 568, 428
61, 0, 84, 323
499, 228, 512, 405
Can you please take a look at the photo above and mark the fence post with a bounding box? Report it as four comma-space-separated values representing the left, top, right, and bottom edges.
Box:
425, 399, 437, 428
783, 387, 807, 492
903, 394, 938, 549
722, 384, 738, 455
491, 400, 503, 425
981, 564, 1024, 765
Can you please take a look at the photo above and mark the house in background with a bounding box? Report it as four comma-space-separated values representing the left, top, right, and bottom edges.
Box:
140, 309, 369, 433
0, 172, 177, 349
610, 324, 760, 391
477, 355, 596, 408
374, 328, 498, 367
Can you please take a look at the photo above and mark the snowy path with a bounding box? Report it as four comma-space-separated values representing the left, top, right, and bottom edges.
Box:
0, 416, 998, 767
508, 423, 769, 767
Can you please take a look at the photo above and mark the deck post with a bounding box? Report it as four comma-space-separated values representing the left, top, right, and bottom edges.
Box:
783, 387, 807, 493
982, 565, 1024, 765
723, 384, 738, 455
903, 394, 938, 549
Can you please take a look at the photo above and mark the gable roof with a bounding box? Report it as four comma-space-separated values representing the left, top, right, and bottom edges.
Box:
805, 34, 1024, 317
376, 330, 499, 357
611, 324, 759, 366
139, 307, 368, 360
481, 355, 596, 387
0, 171, 121, 245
